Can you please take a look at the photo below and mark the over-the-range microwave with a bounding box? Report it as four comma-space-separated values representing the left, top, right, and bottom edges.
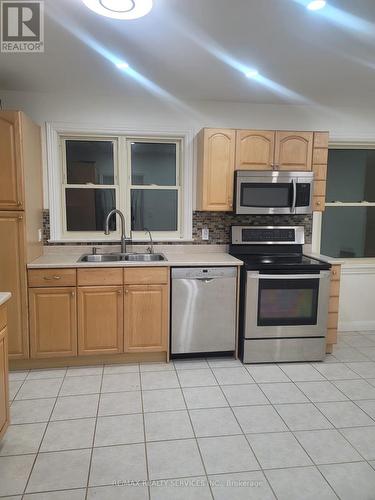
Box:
234, 170, 314, 215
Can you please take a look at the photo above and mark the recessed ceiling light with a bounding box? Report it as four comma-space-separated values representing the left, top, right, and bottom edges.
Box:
307, 0, 326, 11
245, 69, 259, 79
82, 0, 153, 19
116, 61, 129, 69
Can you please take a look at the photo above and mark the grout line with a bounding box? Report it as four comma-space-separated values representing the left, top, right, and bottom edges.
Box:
138, 362, 151, 500
84, 364, 104, 500
175, 362, 215, 500
20, 367, 67, 499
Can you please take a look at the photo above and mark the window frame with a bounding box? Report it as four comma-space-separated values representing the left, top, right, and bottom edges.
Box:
46, 123, 193, 243
312, 140, 375, 258
126, 136, 183, 240
60, 135, 122, 240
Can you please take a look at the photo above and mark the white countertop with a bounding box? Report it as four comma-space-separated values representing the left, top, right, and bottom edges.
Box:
304, 252, 346, 265
27, 250, 243, 269
0, 293, 11, 306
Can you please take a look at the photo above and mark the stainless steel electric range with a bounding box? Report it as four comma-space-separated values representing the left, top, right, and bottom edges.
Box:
229, 226, 332, 363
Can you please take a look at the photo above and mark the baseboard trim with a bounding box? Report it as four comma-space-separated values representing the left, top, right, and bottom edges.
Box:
338, 320, 375, 332
10, 351, 167, 371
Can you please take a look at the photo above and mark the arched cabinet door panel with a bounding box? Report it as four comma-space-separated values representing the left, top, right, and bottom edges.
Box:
274, 131, 313, 171
197, 128, 236, 211
236, 130, 275, 170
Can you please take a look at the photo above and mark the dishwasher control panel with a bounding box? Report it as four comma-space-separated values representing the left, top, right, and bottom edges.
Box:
172, 267, 237, 280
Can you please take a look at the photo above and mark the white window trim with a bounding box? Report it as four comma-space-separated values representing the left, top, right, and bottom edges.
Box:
312, 138, 375, 256
46, 122, 194, 242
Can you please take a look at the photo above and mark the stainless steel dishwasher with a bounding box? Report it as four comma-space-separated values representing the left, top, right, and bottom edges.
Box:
171, 267, 237, 355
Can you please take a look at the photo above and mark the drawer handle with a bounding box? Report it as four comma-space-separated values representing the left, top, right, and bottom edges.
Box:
43, 276, 62, 281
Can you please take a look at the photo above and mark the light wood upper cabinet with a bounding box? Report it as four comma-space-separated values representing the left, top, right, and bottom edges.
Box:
78, 286, 123, 355
0, 212, 28, 359
125, 284, 168, 352
0, 310, 9, 440
29, 287, 77, 358
0, 112, 22, 210
197, 128, 236, 211
236, 130, 275, 170
274, 131, 313, 171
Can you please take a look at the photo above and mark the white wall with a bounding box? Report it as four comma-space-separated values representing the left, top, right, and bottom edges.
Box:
339, 265, 375, 332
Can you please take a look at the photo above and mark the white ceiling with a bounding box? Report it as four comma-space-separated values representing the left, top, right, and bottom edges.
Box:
1, 0, 375, 105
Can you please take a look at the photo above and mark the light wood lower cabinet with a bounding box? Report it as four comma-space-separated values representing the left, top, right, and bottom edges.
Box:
0, 311, 9, 439
124, 284, 168, 352
326, 265, 341, 353
0, 212, 28, 359
28, 287, 77, 358
78, 286, 124, 355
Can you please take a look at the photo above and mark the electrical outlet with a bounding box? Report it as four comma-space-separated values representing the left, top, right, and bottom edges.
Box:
202, 228, 209, 241
38, 229, 43, 242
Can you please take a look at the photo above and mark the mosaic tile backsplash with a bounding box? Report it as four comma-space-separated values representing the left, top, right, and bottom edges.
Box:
43, 209, 312, 246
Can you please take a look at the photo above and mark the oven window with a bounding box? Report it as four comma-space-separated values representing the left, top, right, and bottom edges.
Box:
240, 183, 292, 207
258, 278, 319, 326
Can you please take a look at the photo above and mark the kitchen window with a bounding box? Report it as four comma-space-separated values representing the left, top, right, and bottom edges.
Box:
319, 146, 375, 258
47, 127, 191, 242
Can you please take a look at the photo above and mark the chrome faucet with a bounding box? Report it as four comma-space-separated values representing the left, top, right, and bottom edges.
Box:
104, 209, 128, 254
145, 228, 154, 254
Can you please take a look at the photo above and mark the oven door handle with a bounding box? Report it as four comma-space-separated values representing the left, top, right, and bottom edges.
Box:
291, 178, 297, 213
248, 274, 322, 279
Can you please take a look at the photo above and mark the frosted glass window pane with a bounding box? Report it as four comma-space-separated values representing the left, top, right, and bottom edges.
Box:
131, 142, 176, 186
321, 207, 375, 258
65, 188, 116, 231
66, 140, 114, 185
326, 149, 375, 202
131, 190, 178, 231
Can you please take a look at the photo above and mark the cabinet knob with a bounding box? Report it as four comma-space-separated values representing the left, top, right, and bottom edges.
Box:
17, 201, 22, 207
117, 289, 122, 295
18, 215, 23, 221
71, 291, 75, 297
125, 289, 129, 294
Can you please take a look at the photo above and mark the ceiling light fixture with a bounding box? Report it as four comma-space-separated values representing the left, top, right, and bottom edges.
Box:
115, 61, 129, 69
245, 69, 259, 79
82, 0, 153, 19
307, 0, 326, 11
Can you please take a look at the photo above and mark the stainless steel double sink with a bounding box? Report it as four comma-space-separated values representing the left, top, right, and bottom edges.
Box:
78, 253, 167, 263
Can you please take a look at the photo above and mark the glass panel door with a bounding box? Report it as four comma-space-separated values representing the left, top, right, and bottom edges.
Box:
258, 277, 319, 326
240, 183, 292, 208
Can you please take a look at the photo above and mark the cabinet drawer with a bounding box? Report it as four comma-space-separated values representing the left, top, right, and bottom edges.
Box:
328, 312, 339, 330
124, 267, 169, 285
0, 306, 6, 331
331, 265, 341, 281
327, 328, 337, 344
313, 148, 328, 165
330, 280, 340, 297
28, 268, 77, 287
329, 296, 340, 313
77, 268, 123, 286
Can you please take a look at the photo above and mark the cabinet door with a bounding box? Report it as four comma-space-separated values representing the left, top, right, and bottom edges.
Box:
197, 128, 236, 211
124, 285, 168, 352
0, 112, 23, 210
0, 212, 28, 359
0, 327, 9, 440
236, 130, 275, 170
274, 131, 313, 171
78, 286, 123, 355
29, 287, 77, 358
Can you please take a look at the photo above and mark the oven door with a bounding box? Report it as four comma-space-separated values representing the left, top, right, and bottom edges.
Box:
244, 271, 330, 339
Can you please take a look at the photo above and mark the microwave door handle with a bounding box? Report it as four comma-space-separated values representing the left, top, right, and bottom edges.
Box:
291, 178, 297, 213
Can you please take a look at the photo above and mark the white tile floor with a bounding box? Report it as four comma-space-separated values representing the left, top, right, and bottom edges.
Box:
2, 331, 375, 499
